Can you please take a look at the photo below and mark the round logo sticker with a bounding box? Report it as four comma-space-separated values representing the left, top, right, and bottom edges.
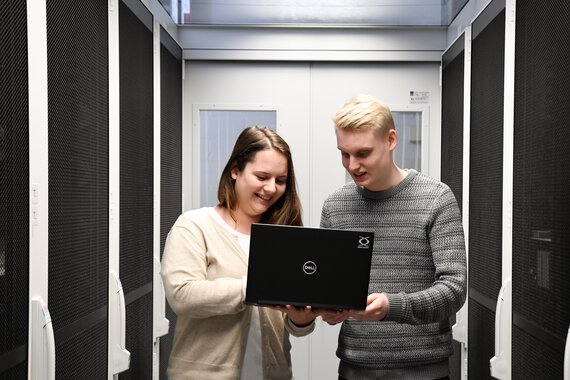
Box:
303, 261, 317, 275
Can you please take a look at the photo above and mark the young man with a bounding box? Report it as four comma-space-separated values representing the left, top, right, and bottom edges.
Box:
320, 94, 467, 380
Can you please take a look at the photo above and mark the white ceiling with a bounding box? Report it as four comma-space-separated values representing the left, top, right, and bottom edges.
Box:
173, 0, 469, 26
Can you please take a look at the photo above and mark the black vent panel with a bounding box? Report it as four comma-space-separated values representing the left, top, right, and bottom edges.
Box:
119, 1, 154, 378
46, 0, 109, 376
441, 34, 465, 210
512, 0, 570, 368
468, 4, 505, 379
468, 7, 505, 304
0, 0, 29, 376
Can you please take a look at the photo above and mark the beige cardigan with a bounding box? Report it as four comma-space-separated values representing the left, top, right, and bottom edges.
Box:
161, 208, 313, 380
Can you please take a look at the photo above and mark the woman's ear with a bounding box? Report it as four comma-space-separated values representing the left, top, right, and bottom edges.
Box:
231, 167, 239, 180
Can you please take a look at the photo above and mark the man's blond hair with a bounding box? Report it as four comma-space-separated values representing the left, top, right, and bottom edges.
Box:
333, 94, 395, 137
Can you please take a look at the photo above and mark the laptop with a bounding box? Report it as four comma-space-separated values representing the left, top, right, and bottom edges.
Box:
245, 223, 374, 310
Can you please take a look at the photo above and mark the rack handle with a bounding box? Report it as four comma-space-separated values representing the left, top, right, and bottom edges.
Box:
110, 271, 130, 374
31, 297, 55, 380
489, 278, 511, 380
564, 326, 570, 380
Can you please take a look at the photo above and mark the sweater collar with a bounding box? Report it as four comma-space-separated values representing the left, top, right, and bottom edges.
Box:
356, 169, 417, 200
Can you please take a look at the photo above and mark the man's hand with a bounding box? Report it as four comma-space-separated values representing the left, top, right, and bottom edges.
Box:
320, 293, 389, 324
350, 293, 389, 321
320, 309, 351, 325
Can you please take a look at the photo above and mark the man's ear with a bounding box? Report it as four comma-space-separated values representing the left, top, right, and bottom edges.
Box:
387, 129, 398, 150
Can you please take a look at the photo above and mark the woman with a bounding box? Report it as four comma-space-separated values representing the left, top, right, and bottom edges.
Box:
161, 126, 317, 380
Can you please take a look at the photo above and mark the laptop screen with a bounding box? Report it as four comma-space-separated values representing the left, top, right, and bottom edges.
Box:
245, 223, 374, 310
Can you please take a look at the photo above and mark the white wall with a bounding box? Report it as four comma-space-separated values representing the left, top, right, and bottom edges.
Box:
183, 60, 441, 379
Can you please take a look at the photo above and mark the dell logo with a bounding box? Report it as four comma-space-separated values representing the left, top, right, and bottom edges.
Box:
303, 261, 317, 275
358, 236, 371, 249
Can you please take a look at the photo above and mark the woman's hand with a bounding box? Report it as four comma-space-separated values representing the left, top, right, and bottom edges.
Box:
273, 305, 317, 327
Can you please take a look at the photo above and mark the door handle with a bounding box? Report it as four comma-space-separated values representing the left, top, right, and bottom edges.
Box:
110, 271, 130, 374
489, 278, 511, 380
153, 257, 169, 339
564, 326, 570, 380
31, 297, 55, 380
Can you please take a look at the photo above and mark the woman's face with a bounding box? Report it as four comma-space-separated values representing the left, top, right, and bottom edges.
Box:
231, 148, 288, 220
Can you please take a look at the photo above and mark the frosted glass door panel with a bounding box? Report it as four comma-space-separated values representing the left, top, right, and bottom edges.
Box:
200, 110, 276, 207
393, 111, 422, 171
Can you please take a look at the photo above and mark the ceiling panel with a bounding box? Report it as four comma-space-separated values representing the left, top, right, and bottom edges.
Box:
161, 0, 469, 26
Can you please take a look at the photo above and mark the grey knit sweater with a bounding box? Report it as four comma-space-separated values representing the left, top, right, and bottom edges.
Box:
320, 169, 467, 380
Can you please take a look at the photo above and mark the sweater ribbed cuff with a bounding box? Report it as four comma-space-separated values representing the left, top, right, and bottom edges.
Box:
285, 315, 315, 337
385, 293, 404, 322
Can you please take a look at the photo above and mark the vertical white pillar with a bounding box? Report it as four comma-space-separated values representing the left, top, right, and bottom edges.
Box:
108, 0, 130, 377
490, 0, 515, 379
27, 0, 53, 378
458, 25, 472, 380
152, 18, 170, 380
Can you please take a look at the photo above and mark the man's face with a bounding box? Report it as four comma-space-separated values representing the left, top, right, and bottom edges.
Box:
335, 127, 396, 191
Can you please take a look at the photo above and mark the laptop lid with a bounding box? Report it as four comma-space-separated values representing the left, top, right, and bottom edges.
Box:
245, 223, 374, 310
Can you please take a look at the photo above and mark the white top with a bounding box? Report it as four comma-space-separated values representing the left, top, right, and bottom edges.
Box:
206, 207, 263, 380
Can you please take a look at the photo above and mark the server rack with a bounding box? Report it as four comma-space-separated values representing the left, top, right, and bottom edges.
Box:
511, 0, 570, 378
0, 1, 29, 378
2, 1, 182, 379
468, 1, 506, 379
119, 0, 155, 378
46, 0, 110, 377
441, 31, 469, 380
